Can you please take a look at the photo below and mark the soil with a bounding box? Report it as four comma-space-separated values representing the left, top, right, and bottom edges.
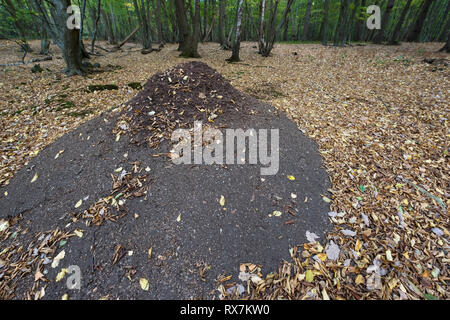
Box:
0, 62, 330, 300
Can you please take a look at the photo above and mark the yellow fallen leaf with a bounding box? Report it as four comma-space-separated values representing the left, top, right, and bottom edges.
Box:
287, 175, 295, 181
30, 173, 38, 183
355, 274, 365, 285
355, 239, 362, 251
116, 133, 121, 141
56, 268, 68, 282
54, 150, 64, 159
51, 250, 66, 268
74, 199, 82, 208
74, 229, 83, 238
176, 214, 181, 222
61, 294, 69, 300
219, 195, 225, 206
140, 278, 149, 291
305, 270, 314, 282
272, 210, 282, 217
317, 253, 327, 261
148, 247, 152, 260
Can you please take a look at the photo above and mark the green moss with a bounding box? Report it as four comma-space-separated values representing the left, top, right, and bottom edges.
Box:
87, 84, 119, 92
128, 82, 142, 90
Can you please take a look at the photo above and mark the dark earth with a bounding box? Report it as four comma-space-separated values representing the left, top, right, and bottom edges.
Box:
0, 62, 331, 300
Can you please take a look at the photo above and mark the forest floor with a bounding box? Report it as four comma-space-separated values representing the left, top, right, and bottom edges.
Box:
0, 40, 449, 300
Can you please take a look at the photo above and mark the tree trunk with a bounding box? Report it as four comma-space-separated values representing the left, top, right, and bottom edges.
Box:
439, 30, 450, 53
389, 0, 412, 44
258, 0, 266, 53
355, 0, 366, 41
301, 0, 312, 41
174, 0, 200, 57
334, 0, 350, 47
55, 0, 84, 75
218, 0, 226, 46
373, 0, 395, 44
321, 0, 330, 45
260, 0, 294, 56
134, 0, 152, 49
228, 0, 244, 62
155, 0, 164, 44
79, 0, 90, 58
438, 1, 450, 41
406, 0, 433, 42
91, 0, 101, 53
101, 8, 115, 44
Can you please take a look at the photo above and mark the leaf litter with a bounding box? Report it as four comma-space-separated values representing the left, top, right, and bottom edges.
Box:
0, 41, 448, 300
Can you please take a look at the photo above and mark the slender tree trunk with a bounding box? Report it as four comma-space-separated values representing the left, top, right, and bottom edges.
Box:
283, 7, 289, 41
373, 0, 395, 44
406, 0, 433, 42
79, 0, 90, 58
39, 19, 50, 55
321, 0, 330, 45
91, 0, 101, 53
355, 0, 366, 41
203, 0, 208, 39
389, 0, 412, 44
218, 0, 225, 46
228, 0, 244, 62
334, 0, 350, 46
438, 1, 450, 41
301, 0, 312, 41
155, 0, 164, 44
258, 0, 266, 53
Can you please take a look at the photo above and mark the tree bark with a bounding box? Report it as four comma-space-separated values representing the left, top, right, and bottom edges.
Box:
320, 0, 330, 45
301, 0, 312, 41
228, 0, 244, 62
90, 0, 101, 53
155, 0, 164, 44
334, 0, 350, 47
373, 0, 395, 44
389, 0, 412, 44
406, 0, 433, 42
174, 0, 200, 57
258, 0, 266, 53
219, 0, 225, 46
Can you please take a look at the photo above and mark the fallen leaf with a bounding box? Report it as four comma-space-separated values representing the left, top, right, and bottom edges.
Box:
219, 195, 225, 206
140, 278, 149, 291
74, 199, 82, 208
30, 173, 38, 183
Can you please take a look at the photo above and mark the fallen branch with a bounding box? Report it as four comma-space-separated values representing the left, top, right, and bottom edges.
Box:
113, 26, 139, 51
95, 45, 111, 52
0, 55, 53, 67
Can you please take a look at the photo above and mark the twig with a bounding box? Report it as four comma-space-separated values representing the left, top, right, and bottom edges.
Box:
398, 176, 446, 211
234, 62, 275, 69
377, 96, 391, 113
